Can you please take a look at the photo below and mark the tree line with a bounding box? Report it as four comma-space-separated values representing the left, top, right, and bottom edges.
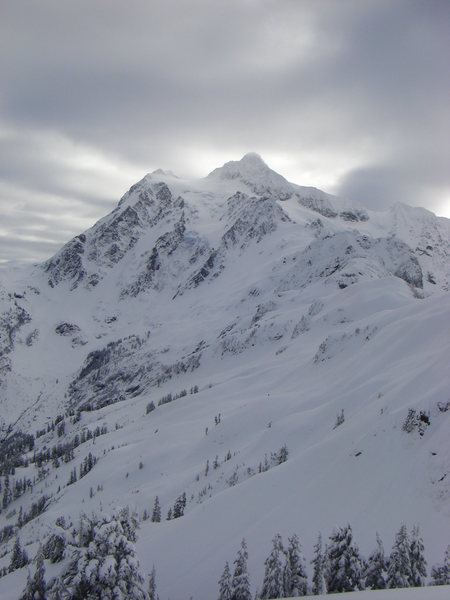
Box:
218, 524, 450, 599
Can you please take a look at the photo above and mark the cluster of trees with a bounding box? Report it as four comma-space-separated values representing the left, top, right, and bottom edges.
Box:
402, 408, 430, 436
16, 508, 159, 600
146, 386, 199, 415
0, 416, 108, 520
258, 445, 289, 474
35, 414, 65, 439
168, 492, 187, 520
33, 423, 108, 470
0, 431, 34, 476
218, 536, 307, 600
17, 495, 48, 529
67, 452, 97, 486
2, 518, 449, 598
1, 474, 32, 513
219, 525, 450, 599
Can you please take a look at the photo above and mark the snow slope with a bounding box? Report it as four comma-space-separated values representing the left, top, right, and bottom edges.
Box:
0, 154, 449, 599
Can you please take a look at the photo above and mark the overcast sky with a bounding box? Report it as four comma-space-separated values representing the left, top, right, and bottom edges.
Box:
1, 0, 449, 264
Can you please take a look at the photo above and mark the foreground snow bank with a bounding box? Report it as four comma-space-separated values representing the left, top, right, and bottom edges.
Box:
294, 585, 450, 600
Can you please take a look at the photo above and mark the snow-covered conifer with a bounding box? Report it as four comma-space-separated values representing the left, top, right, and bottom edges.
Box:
327, 524, 363, 593
284, 533, 307, 597
408, 525, 427, 586
259, 533, 284, 599
386, 523, 411, 588
55, 510, 147, 599
151, 496, 161, 522
218, 561, 232, 600
20, 546, 46, 600
311, 532, 326, 596
364, 532, 387, 590
231, 538, 251, 600
118, 505, 139, 542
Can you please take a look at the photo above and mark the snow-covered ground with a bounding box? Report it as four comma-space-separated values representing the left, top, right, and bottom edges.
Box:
0, 154, 449, 598
297, 586, 450, 599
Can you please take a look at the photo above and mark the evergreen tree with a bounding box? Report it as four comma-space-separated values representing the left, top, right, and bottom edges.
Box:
284, 533, 307, 597
9, 536, 29, 572
20, 546, 46, 600
409, 525, 427, 587
430, 545, 450, 585
311, 532, 326, 596
364, 532, 387, 590
2, 475, 10, 510
218, 561, 232, 600
148, 565, 159, 600
231, 538, 251, 600
327, 524, 363, 593
386, 524, 411, 588
151, 496, 161, 523
53, 510, 147, 599
173, 492, 186, 518
259, 534, 284, 599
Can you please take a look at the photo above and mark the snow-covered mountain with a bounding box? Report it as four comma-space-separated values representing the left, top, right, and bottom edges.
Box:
0, 153, 449, 599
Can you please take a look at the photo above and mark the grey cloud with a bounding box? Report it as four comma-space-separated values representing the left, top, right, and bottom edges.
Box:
337, 153, 450, 213
0, 235, 61, 264
1, 0, 449, 262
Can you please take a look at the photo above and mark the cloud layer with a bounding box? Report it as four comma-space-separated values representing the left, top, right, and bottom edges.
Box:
1, 0, 449, 262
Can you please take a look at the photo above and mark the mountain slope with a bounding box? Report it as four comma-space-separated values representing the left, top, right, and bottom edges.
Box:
0, 154, 449, 599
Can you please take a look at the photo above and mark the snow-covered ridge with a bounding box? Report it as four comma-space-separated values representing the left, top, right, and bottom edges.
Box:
0, 154, 449, 599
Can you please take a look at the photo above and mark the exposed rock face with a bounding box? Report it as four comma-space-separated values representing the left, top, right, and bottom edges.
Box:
43, 181, 180, 290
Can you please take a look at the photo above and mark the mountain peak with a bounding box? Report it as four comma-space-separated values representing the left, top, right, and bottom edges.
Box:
208, 153, 270, 179
206, 153, 293, 199
239, 152, 267, 165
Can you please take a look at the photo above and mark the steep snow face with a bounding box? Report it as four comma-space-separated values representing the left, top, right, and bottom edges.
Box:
0, 155, 449, 600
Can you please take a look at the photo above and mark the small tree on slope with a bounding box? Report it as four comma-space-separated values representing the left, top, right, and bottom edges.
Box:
151, 496, 161, 523
311, 532, 326, 596
364, 532, 387, 590
231, 538, 251, 600
259, 534, 284, 599
218, 561, 232, 600
409, 525, 427, 586
284, 534, 307, 597
148, 565, 159, 600
327, 524, 363, 593
386, 523, 411, 588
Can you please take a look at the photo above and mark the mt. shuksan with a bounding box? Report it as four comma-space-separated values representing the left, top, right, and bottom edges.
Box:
0, 154, 449, 599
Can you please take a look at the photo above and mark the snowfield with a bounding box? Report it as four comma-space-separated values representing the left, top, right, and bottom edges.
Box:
0, 154, 449, 598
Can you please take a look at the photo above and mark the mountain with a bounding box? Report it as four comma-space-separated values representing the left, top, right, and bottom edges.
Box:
0, 154, 449, 599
